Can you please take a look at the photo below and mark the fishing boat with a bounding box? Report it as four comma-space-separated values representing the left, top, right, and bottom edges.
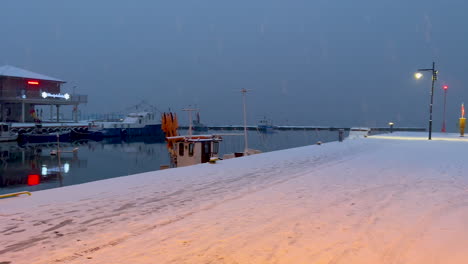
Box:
167, 134, 222, 167
18, 125, 71, 144
161, 97, 261, 167
257, 117, 275, 133
161, 112, 223, 167
90, 112, 165, 141
192, 111, 208, 132
0, 123, 18, 142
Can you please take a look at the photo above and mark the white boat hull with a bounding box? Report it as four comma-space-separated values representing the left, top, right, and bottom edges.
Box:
0, 134, 18, 142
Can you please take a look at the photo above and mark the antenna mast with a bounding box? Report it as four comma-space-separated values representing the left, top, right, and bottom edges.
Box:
182, 108, 198, 137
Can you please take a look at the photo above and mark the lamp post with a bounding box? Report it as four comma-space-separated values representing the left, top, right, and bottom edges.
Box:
441, 85, 448, 132
388, 122, 394, 133
414, 61, 438, 140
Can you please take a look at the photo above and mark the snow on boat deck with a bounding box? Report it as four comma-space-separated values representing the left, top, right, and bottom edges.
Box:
1, 132, 468, 264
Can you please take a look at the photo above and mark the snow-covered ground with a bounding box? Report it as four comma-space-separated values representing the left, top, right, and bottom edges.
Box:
2, 132, 468, 264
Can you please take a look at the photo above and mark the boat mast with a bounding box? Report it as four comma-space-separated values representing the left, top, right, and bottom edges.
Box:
182, 108, 198, 137
241, 88, 249, 154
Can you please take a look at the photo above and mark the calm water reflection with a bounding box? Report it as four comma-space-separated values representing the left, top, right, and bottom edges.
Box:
0, 130, 343, 194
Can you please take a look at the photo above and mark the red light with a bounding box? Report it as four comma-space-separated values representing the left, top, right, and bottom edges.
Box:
27, 174, 40, 186
443, 85, 449, 90
28, 81, 39, 85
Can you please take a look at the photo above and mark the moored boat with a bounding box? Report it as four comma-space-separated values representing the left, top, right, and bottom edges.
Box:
90, 112, 164, 141
192, 111, 208, 132
257, 117, 275, 133
18, 130, 71, 144
0, 123, 18, 142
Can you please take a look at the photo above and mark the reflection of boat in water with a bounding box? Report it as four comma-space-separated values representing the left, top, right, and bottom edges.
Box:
50, 148, 78, 156
0, 123, 18, 142
90, 112, 165, 141
257, 117, 275, 133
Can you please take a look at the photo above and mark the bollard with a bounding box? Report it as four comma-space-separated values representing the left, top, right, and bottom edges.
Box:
460, 118, 466, 137
338, 129, 344, 142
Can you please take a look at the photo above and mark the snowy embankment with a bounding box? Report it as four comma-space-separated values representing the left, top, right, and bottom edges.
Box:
2, 132, 468, 264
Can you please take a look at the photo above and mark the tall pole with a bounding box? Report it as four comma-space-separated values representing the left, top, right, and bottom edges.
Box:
182, 108, 197, 137
428, 62, 436, 140
241, 88, 248, 154
417, 62, 438, 140
188, 111, 192, 137
442, 88, 447, 132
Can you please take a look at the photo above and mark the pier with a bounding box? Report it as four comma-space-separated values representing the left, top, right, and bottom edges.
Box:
179, 125, 426, 132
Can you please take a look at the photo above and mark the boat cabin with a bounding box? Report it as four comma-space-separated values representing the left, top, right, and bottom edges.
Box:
169, 135, 222, 167
122, 112, 158, 127
0, 123, 18, 142
0, 123, 10, 133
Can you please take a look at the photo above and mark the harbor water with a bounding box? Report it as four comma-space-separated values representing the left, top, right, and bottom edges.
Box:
0, 129, 346, 195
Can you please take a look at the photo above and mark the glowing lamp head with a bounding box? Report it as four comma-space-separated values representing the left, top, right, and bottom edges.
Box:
64, 163, 70, 173
443, 85, 449, 90
28, 80, 39, 85
414, 72, 423, 79
27, 174, 40, 186
388, 122, 394, 126
64, 93, 70, 100
41, 92, 48, 98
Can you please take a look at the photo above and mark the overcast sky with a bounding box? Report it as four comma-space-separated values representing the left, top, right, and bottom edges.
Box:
1, 0, 467, 129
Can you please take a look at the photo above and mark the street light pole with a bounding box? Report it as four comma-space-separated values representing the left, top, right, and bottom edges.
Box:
416, 61, 438, 140
429, 62, 435, 140
442, 85, 448, 132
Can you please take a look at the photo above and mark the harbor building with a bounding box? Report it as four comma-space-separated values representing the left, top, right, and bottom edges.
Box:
0, 65, 87, 123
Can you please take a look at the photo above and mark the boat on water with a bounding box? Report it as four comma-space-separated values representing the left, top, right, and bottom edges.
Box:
89, 112, 165, 141
167, 134, 222, 167
18, 129, 71, 144
0, 123, 18, 142
70, 128, 104, 141
161, 110, 261, 168
161, 112, 222, 167
192, 111, 208, 132
257, 117, 275, 133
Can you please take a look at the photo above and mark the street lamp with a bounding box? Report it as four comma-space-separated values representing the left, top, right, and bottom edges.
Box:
415, 61, 438, 140
388, 122, 394, 133
414, 72, 423, 79
442, 85, 449, 132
